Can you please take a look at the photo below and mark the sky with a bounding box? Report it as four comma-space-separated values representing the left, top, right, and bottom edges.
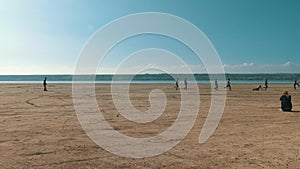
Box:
0, 0, 300, 74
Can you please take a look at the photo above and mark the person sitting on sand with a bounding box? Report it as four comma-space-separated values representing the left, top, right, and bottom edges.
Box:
253, 85, 262, 91
280, 91, 292, 112
293, 80, 300, 90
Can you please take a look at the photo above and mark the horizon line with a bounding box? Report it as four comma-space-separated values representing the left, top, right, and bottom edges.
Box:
0, 72, 300, 76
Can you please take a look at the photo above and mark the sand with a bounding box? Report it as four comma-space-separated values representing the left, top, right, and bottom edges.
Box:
1, 83, 300, 169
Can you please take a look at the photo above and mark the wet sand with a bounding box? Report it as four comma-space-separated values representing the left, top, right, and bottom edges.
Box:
1, 84, 300, 168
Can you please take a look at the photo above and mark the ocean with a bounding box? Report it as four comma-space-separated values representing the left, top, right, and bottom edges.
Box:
0, 74, 299, 84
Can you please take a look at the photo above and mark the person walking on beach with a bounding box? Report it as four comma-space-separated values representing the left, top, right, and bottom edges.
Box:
293, 80, 300, 90
43, 77, 48, 91
175, 78, 179, 90
225, 78, 231, 90
280, 91, 292, 111
264, 78, 268, 90
214, 79, 218, 90
184, 78, 187, 91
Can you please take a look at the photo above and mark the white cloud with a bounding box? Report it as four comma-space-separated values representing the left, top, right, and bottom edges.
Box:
224, 62, 255, 69
96, 61, 300, 74
282, 61, 293, 67
224, 61, 300, 73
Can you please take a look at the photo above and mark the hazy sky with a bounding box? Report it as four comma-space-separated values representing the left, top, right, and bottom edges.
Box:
1, 0, 300, 74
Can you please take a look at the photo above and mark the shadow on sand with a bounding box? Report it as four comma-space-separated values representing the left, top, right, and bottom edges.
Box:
283, 110, 300, 113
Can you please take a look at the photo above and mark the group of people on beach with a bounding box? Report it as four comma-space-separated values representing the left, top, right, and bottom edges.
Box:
245, 78, 296, 112
215, 78, 232, 91
252, 78, 269, 91
174, 77, 297, 112
250, 79, 298, 111
174, 78, 232, 91
281, 79, 300, 112
42, 76, 297, 112
175, 78, 229, 91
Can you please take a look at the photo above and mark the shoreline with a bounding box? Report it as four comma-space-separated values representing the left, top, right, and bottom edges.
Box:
0, 80, 296, 85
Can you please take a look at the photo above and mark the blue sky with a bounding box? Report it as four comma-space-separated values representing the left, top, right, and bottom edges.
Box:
0, 0, 300, 74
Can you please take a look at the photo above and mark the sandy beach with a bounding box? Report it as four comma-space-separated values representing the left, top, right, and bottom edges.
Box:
1, 83, 300, 169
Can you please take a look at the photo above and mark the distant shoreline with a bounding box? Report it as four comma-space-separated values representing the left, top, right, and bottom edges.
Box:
0, 73, 299, 84
0, 80, 294, 84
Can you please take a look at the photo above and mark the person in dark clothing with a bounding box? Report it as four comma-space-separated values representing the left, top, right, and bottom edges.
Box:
293, 80, 300, 90
253, 85, 262, 91
175, 78, 179, 90
214, 79, 218, 90
225, 78, 231, 90
280, 91, 292, 111
43, 77, 48, 91
264, 78, 268, 90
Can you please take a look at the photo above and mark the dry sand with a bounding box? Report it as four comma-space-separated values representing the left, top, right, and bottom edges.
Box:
1, 84, 300, 169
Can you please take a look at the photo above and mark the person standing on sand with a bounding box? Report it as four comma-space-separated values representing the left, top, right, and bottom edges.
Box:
184, 78, 187, 91
175, 78, 179, 90
264, 78, 268, 90
225, 78, 231, 90
280, 91, 292, 112
43, 77, 48, 91
293, 80, 300, 90
214, 79, 218, 90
